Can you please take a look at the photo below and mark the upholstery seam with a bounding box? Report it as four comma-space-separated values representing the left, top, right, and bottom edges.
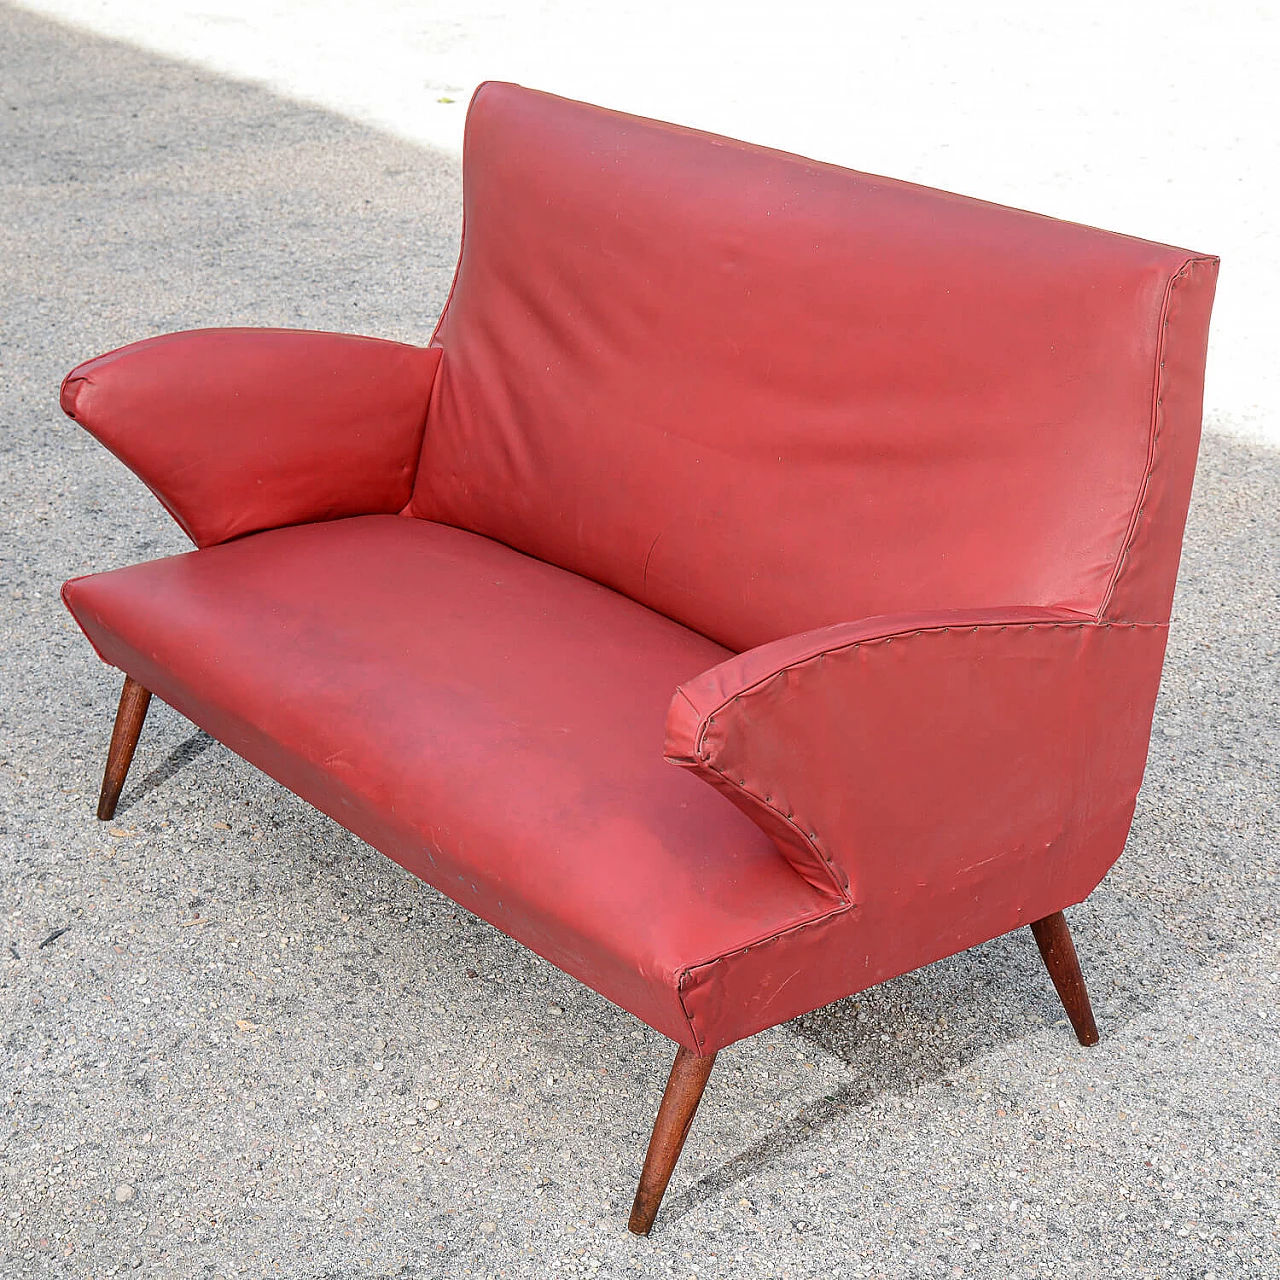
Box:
426, 220, 464, 348
59, 578, 116, 667
694, 755, 851, 902
59, 374, 89, 419
1098, 256, 1216, 620
671, 686, 700, 727
411, 85, 487, 506
401, 348, 446, 509
675, 902, 856, 1052
693, 620, 1159, 726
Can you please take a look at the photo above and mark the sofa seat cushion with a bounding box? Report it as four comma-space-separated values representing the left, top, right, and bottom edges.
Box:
62, 514, 834, 1048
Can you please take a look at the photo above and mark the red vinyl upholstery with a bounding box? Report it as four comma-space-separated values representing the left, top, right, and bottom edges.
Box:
60, 83, 1218, 1058
61, 328, 440, 548
62, 517, 830, 1050
663, 612, 1171, 1049
412, 84, 1216, 651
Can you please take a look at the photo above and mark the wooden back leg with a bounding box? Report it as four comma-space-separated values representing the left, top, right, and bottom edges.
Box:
97, 675, 152, 820
1030, 910, 1100, 1046
628, 1044, 717, 1235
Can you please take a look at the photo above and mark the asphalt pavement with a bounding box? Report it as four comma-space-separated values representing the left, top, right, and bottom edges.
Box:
2, 7, 1277, 1277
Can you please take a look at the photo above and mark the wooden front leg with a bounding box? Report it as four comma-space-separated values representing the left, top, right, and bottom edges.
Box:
97, 675, 152, 820
628, 1044, 717, 1235
1030, 910, 1100, 1046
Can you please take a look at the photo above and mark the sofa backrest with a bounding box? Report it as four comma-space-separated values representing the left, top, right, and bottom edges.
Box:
410, 83, 1217, 652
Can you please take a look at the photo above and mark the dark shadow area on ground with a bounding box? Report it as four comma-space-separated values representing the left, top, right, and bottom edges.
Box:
112, 729, 217, 815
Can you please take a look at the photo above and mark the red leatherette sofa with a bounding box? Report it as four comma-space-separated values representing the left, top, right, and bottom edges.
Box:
60, 82, 1218, 1233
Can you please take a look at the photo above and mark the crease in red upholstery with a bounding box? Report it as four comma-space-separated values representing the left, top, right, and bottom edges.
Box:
61, 515, 832, 1050
411, 82, 1213, 653
61, 328, 441, 547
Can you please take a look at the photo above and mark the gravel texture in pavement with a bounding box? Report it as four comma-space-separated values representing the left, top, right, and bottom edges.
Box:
2, 7, 1277, 1278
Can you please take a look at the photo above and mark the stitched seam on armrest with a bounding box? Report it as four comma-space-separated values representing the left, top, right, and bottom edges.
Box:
693, 752, 851, 902
691, 620, 1163, 910
695, 620, 1154, 724
674, 902, 856, 1052
1099, 256, 1216, 621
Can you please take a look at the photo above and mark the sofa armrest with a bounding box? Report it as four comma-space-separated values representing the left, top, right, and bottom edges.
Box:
664, 607, 1169, 900
61, 328, 442, 547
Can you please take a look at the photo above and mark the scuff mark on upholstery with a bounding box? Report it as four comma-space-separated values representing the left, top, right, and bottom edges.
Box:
755, 967, 803, 1015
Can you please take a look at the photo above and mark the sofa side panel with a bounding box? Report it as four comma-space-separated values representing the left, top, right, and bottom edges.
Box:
669, 617, 1170, 1050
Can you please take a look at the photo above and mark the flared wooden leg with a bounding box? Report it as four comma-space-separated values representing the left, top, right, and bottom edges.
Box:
97, 675, 152, 821
1030, 910, 1100, 1046
628, 1045, 717, 1235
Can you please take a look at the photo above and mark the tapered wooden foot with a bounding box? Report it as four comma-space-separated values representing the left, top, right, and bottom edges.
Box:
97, 675, 153, 820
1030, 910, 1100, 1046
628, 1045, 717, 1235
